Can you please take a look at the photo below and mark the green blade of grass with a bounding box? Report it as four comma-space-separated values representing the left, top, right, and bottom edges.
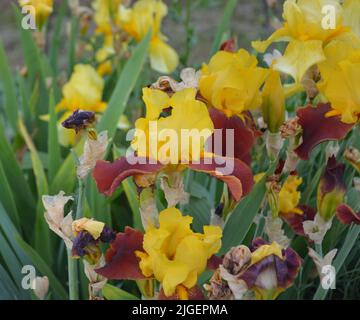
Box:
0, 162, 20, 229
0, 120, 36, 234
13, 5, 43, 87
0, 264, 22, 300
122, 178, 143, 231
220, 176, 267, 255
49, 0, 66, 76
48, 91, 61, 182
0, 39, 18, 131
18, 119, 52, 264
0, 202, 31, 266
18, 119, 49, 198
210, 0, 238, 56
313, 225, 360, 300
16, 236, 68, 300
0, 230, 26, 293
102, 284, 139, 300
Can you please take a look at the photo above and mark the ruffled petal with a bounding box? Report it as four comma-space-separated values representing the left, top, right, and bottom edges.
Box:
207, 107, 257, 164
187, 154, 254, 202
294, 103, 353, 160
336, 203, 360, 225
93, 156, 164, 196
96, 227, 146, 280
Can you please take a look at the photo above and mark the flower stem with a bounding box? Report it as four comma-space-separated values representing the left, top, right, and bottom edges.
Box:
67, 249, 79, 300
315, 242, 323, 258
76, 178, 85, 219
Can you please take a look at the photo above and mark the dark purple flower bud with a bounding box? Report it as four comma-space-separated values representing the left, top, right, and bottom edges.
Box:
61, 109, 96, 133
72, 231, 96, 257
100, 226, 116, 243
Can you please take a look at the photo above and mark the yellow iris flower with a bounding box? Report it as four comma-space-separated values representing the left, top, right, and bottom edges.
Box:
92, 0, 122, 76
318, 41, 360, 124
131, 88, 214, 164
136, 207, 222, 297
93, 0, 121, 35
118, 0, 179, 74
344, 0, 360, 38
279, 175, 303, 214
199, 49, 269, 117
19, 0, 53, 30
57, 64, 107, 146
72, 218, 105, 240
252, 0, 360, 95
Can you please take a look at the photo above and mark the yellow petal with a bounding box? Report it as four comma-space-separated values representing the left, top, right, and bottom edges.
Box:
250, 242, 284, 266
343, 0, 360, 37
274, 40, 325, 84
149, 37, 179, 74
72, 218, 105, 240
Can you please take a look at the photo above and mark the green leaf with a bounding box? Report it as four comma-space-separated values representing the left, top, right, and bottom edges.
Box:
313, 225, 360, 300
210, 0, 238, 56
18, 119, 49, 197
0, 162, 20, 229
18, 119, 52, 264
49, 0, 66, 76
122, 179, 143, 231
220, 175, 267, 255
0, 230, 25, 293
0, 121, 36, 235
48, 91, 62, 182
0, 202, 30, 266
13, 5, 43, 87
16, 236, 68, 300
0, 39, 18, 131
67, 15, 78, 75
97, 31, 151, 136
0, 264, 22, 300
102, 284, 139, 300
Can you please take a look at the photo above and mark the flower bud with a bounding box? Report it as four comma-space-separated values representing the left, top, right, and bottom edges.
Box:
262, 70, 285, 133
32, 276, 49, 300
317, 156, 346, 221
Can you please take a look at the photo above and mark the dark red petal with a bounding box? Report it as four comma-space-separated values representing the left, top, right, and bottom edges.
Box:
96, 227, 146, 280
220, 39, 236, 52
319, 156, 346, 196
207, 255, 222, 270
93, 156, 164, 196
336, 204, 360, 225
158, 286, 206, 300
208, 108, 257, 165
294, 103, 353, 160
188, 155, 254, 202
281, 205, 316, 237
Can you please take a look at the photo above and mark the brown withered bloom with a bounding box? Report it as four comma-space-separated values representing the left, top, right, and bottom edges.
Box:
344, 147, 360, 173
61, 109, 96, 133
204, 269, 233, 300
280, 117, 301, 139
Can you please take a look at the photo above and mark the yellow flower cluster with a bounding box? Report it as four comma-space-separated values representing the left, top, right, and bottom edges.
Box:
136, 207, 222, 297
252, 0, 360, 123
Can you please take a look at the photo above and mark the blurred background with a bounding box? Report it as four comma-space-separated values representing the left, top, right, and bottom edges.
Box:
1, 0, 285, 70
